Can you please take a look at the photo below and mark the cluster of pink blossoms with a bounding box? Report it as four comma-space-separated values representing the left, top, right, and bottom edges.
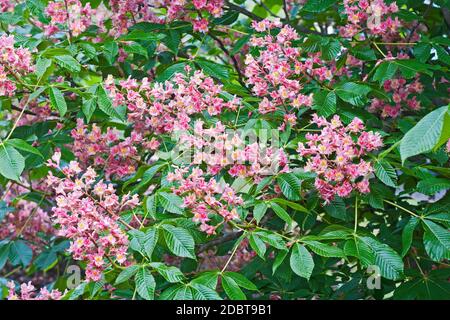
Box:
179, 120, 289, 179
1, 185, 54, 252
168, 167, 243, 235
0, 35, 34, 97
43, 0, 97, 37
105, 67, 240, 135
245, 19, 337, 118
107, 0, 223, 36
340, 0, 400, 39
7, 281, 63, 300
46, 152, 139, 281
0, 0, 13, 12
71, 118, 159, 179
369, 76, 423, 118
297, 114, 383, 203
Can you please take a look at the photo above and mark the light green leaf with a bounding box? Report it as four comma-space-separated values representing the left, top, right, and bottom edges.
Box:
49, 87, 67, 116
0, 145, 25, 181
162, 225, 196, 259
290, 243, 314, 280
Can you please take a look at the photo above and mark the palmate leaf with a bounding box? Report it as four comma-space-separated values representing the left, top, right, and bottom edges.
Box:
162, 225, 196, 259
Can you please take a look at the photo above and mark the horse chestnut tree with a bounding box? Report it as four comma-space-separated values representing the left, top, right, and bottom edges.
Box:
0, 0, 449, 300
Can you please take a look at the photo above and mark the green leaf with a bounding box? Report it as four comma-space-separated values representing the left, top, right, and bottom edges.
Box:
135, 268, 156, 300
160, 284, 193, 300
221, 275, 246, 300
82, 98, 96, 123
49, 87, 67, 116
0, 145, 25, 181
35, 57, 52, 80
162, 225, 196, 259
5, 139, 43, 157
270, 202, 293, 226
302, 0, 338, 12
253, 202, 268, 223
9, 240, 33, 267
249, 233, 266, 259
374, 159, 397, 187
115, 265, 140, 285
190, 283, 221, 300
272, 249, 288, 274
96, 85, 124, 121
360, 236, 404, 280
290, 243, 314, 280
400, 105, 450, 163
143, 228, 159, 259
118, 30, 165, 41
335, 82, 371, 106
123, 42, 148, 58
372, 61, 398, 83
312, 90, 336, 117
104, 41, 118, 65
303, 240, 345, 258
195, 59, 229, 81
223, 272, 257, 291
157, 192, 184, 215
149, 262, 185, 283
54, 55, 81, 73
401, 217, 419, 257
277, 173, 302, 201
0, 243, 11, 269
422, 220, 450, 261
417, 178, 450, 195
156, 62, 187, 82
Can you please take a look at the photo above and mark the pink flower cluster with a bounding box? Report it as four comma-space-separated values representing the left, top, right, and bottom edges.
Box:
297, 114, 383, 203
179, 120, 289, 179
168, 167, 243, 234
71, 118, 159, 179
0, 35, 34, 97
46, 152, 139, 281
44, 0, 97, 37
369, 76, 423, 118
340, 0, 401, 39
1, 185, 54, 252
245, 20, 324, 116
0, 0, 13, 13
7, 281, 63, 300
105, 67, 240, 135
108, 0, 224, 36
